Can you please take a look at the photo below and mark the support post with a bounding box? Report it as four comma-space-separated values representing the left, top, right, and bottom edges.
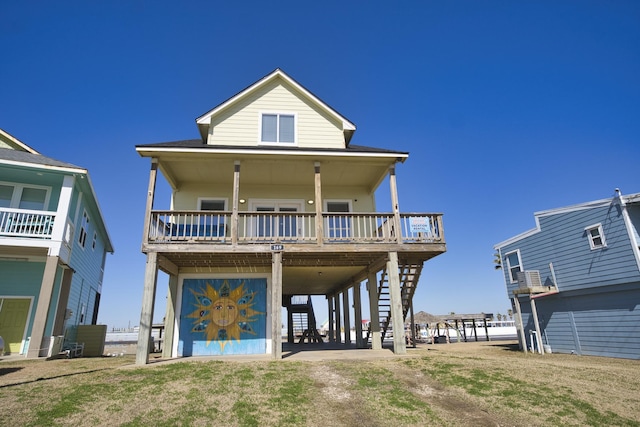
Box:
232, 160, 240, 246
367, 271, 382, 350
513, 296, 527, 353
335, 292, 342, 343
141, 159, 158, 248
387, 251, 406, 354
327, 295, 335, 342
342, 289, 351, 344
162, 273, 179, 359
314, 162, 323, 245
271, 251, 283, 359
353, 283, 364, 348
27, 256, 59, 358
530, 297, 544, 354
389, 164, 402, 243
136, 252, 158, 365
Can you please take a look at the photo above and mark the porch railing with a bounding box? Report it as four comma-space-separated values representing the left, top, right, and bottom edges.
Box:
148, 210, 444, 245
0, 208, 56, 239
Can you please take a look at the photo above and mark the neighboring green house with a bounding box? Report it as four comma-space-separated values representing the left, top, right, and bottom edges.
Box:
0, 128, 113, 357
135, 69, 446, 364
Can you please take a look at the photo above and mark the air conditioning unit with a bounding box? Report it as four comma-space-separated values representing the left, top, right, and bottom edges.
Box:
517, 270, 542, 288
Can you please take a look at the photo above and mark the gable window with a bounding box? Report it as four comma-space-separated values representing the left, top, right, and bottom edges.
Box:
261, 113, 295, 144
79, 210, 90, 248
585, 223, 606, 249
92, 231, 97, 250
505, 250, 522, 284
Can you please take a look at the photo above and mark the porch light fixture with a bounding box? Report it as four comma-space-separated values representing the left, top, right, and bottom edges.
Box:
239, 199, 246, 204
307, 200, 314, 205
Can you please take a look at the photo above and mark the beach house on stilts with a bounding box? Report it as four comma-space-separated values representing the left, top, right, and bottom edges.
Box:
134, 69, 446, 364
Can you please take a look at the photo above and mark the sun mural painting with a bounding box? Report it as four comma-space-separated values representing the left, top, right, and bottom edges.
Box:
185, 280, 264, 352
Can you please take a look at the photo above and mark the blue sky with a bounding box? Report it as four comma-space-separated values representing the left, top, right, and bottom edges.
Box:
2, 1, 639, 329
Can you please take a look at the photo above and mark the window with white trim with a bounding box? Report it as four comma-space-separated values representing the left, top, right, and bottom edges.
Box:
92, 231, 97, 250
585, 223, 606, 249
0, 182, 50, 210
505, 250, 522, 283
260, 113, 295, 143
79, 210, 90, 248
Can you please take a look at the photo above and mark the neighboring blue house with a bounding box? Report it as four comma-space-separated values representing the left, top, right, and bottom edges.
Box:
494, 190, 640, 359
0, 129, 113, 357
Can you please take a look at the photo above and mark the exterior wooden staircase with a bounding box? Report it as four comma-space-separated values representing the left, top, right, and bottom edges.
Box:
287, 295, 324, 343
366, 263, 424, 343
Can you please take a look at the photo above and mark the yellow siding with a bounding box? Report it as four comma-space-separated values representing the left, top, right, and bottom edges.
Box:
207, 78, 345, 149
173, 184, 374, 213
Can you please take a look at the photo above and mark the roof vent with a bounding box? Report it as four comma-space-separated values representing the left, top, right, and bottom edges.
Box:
517, 270, 542, 288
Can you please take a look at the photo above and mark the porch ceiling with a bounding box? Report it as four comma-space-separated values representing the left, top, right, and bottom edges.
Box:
154, 247, 442, 296
155, 154, 394, 191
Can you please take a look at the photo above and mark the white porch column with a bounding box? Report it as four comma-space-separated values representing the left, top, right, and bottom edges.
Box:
387, 251, 406, 354
136, 252, 158, 365
27, 256, 59, 358
162, 273, 179, 359
50, 175, 75, 257
271, 251, 283, 359
342, 289, 351, 344
353, 282, 364, 348
367, 270, 382, 350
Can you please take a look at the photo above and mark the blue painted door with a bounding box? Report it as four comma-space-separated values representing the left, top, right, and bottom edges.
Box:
178, 278, 267, 356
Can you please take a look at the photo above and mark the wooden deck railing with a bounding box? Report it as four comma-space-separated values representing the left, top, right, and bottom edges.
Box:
148, 210, 444, 245
0, 208, 56, 239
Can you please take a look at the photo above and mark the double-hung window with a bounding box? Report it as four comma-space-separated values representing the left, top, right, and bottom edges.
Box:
261, 113, 295, 144
585, 223, 606, 249
505, 250, 522, 284
79, 210, 90, 248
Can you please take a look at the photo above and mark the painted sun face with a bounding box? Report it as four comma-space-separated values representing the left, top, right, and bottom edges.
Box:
187, 280, 263, 351
211, 297, 238, 327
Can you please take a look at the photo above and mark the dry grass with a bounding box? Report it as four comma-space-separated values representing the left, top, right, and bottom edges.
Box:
1, 340, 639, 426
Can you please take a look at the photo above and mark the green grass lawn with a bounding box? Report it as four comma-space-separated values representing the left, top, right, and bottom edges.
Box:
1, 343, 639, 426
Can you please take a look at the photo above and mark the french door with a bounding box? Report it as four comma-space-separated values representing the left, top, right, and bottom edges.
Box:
250, 200, 303, 239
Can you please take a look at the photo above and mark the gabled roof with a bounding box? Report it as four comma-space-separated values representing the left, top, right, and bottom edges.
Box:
0, 147, 82, 171
494, 190, 640, 249
0, 133, 114, 254
195, 69, 357, 144
0, 128, 40, 154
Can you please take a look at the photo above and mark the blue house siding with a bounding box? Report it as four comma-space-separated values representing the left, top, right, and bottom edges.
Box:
497, 193, 640, 360
501, 202, 640, 296
0, 259, 64, 339
516, 284, 640, 359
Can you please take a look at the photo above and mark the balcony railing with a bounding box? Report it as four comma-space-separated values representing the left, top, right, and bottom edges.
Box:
148, 210, 444, 245
0, 208, 56, 239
